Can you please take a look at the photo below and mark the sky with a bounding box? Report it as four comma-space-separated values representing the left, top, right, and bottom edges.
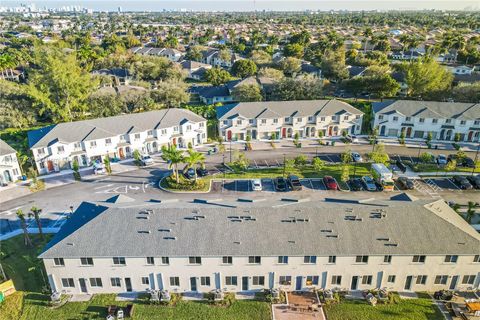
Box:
1, 0, 479, 12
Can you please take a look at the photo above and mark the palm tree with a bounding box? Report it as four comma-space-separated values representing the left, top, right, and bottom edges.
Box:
183, 149, 206, 184
465, 201, 478, 223
29, 206, 43, 239
16, 209, 33, 247
362, 27, 373, 53
161, 145, 184, 183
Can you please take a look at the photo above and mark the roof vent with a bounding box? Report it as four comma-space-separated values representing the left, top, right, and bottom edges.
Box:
193, 215, 206, 219
326, 234, 339, 238
377, 237, 390, 241
138, 230, 151, 234
231, 219, 242, 222
288, 240, 296, 244
228, 216, 240, 219
345, 215, 362, 221
321, 229, 333, 233
158, 228, 171, 232
66, 242, 74, 246
137, 216, 149, 220
163, 236, 176, 240
384, 243, 398, 247
233, 241, 241, 245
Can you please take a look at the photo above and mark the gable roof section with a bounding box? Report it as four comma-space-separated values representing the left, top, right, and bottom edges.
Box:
28, 109, 206, 149
0, 139, 16, 156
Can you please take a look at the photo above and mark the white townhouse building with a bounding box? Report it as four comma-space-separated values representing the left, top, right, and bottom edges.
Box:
27, 109, 207, 175
217, 100, 363, 141
372, 100, 480, 142
0, 139, 22, 184
131, 47, 184, 62
39, 197, 480, 295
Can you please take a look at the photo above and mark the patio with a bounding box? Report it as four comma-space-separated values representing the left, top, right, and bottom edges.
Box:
273, 291, 325, 320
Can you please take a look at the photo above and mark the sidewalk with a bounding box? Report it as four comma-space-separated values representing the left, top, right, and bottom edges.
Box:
377, 137, 479, 152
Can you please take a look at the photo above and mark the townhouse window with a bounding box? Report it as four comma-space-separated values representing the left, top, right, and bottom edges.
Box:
169, 277, 180, 287
249, 119, 254, 124
112, 257, 126, 265
462, 275, 476, 285
474, 255, 480, 263
188, 256, 202, 265
225, 276, 237, 286
405, 117, 412, 122
444, 255, 458, 263
446, 119, 452, 124
141, 277, 150, 285
54, 258, 65, 266
39, 162, 45, 169
236, 120, 242, 125
252, 276, 265, 286
146, 257, 155, 265
13, 169, 19, 175
147, 130, 153, 136
303, 256, 317, 264
273, 118, 278, 124
279, 276, 292, 285
74, 142, 82, 149
460, 120, 466, 125
111, 277, 121, 287
105, 138, 111, 145
328, 256, 336, 264
344, 116, 349, 121
362, 275, 373, 285
261, 119, 266, 124
432, 119, 438, 124
320, 117, 326, 122
223, 120, 229, 125
277, 256, 288, 264
161, 257, 170, 265
161, 129, 167, 135
90, 141, 96, 148
384, 255, 392, 263
419, 118, 425, 123
306, 276, 319, 286
355, 256, 369, 263
392, 116, 398, 122
222, 256, 233, 264
331, 276, 342, 286
200, 276, 210, 286
308, 116, 314, 122
416, 275, 427, 285
378, 115, 384, 120
248, 256, 261, 264
57, 146, 65, 153
297, 118, 302, 123
173, 126, 178, 132
80, 257, 93, 266
434, 275, 448, 285
186, 125, 192, 131
412, 255, 426, 263
134, 134, 141, 140
61, 278, 75, 288
199, 122, 205, 127
89, 278, 103, 287
284, 117, 290, 122
37, 148, 45, 155
387, 275, 396, 283
474, 120, 480, 126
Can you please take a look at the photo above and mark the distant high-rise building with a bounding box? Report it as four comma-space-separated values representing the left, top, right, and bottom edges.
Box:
118, 6, 122, 13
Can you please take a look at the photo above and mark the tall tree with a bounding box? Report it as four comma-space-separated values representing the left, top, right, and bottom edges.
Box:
29, 206, 43, 239
232, 84, 263, 102
161, 145, 184, 183
183, 149, 206, 183
231, 59, 257, 78
16, 209, 33, 247
205, 67, 232, 86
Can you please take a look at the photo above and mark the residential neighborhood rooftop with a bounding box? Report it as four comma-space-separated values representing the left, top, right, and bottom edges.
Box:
0, 139, 17, 156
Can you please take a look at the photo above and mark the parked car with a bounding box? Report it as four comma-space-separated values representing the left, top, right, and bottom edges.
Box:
274, 177, 288, 191
251, 179, 262, 191
436, 154, 447, 165
287, 175, 302, 191
467, 175, 480, 189
140, 155, 154, 166
452, 176, 473, 190
349, 178, 364, 191
361, 176, 377, 191
196, 167, 208, 177
397, 177, 414, 190
461, 157, 475, 168
183, 168, 196, 180
345, 135, 359, 143
395, 160, 407, 173
323, 176, 339, 190
351, 152, 363, 162
94, 165, 106, 175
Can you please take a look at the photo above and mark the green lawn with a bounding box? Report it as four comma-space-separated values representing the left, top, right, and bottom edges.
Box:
412, 163, 480, 174
324, 294, 443, 320
0, 235, 271, 320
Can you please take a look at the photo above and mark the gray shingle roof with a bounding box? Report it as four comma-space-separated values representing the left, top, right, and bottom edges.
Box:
28, 109, 206, 149
373, 100, 480, 120
39, 199, 480, 259
0, 139, 16, 156
217, 100, 363, 120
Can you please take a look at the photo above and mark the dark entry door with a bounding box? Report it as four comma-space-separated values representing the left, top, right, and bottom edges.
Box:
449, 276, 458, 290
296, 276, 303, 291
351, 276, 359, 290
242, 276, 248, 291
404, 276, 413, 290
125, 278, 132, 292
190, 277, 197, 291
79, 278, 87, 293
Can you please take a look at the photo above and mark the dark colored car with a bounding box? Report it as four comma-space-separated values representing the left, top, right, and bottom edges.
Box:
397, 176, 414, 190
349, 178, 364, 191
196, 168, 208, 177
183, 168, 196, 179
461, 157, 475, 168
396, 160, 407, 173
274, 177, 288, 192
452, 176, 473, 190
287, 175, 302, 191
323, 176, 339, 190
467, 175, 480, 189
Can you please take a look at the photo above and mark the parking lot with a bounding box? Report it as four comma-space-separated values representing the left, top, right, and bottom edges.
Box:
211, 178, 329, 193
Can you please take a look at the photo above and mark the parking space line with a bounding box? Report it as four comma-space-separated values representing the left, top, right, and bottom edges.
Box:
446, 178, 461, 190
275, 160, 280, 167
253, 159, 258, 168
264, 160, 269, 167
325, 155, 334, 163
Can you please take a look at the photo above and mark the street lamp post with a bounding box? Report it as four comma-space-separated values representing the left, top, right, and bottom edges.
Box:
472, 143, 479, 177
229, 139, 232, 164
283, 154, 286, 178
223, 155, 226, 179
416, 142, 422, 165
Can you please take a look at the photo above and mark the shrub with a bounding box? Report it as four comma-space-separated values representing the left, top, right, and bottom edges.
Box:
133, 149, 142, 166
72, 159, 81, 181
294, 155, 308, 167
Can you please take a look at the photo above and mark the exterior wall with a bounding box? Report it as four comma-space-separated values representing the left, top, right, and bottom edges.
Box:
219, 113, 363, 141
32, 121, 208, 175
44, 254, 480, 295
0, 152, 22, 184
373, 113, 480, 142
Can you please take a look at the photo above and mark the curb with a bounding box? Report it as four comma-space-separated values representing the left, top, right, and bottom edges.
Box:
158, 176, 213, 194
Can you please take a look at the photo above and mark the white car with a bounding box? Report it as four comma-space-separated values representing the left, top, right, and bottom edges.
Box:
345, 135, 359, 143
251, 179, 262, 191
93, 164, 106, 175
351, 152, 363, 162
436, 154, 447, 165
140, 155, 154, 166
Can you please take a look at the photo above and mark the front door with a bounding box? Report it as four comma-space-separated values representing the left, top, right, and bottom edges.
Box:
47, 160, 54, 172
351, 276, 359, 290
404, 276, 413, 290
328, 126, 333, 136
227, 130, 232, 141
295, 276, 303, 291
3, 171, 11, 182
79, 278, 87, 293
449, 276, 459, 290
125, 278, 132, 292
242, 276, 249, 291
282, 128, 286, 138
190, 277, 197, 291
380, 125, 386, 136
119, 148, 125, 159
406, 127, 412, 138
